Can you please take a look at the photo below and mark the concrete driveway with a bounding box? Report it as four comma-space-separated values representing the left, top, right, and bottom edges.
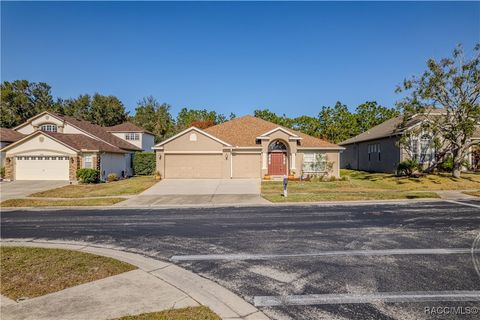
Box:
0, 180, 70, 201
120, 179, 268, 207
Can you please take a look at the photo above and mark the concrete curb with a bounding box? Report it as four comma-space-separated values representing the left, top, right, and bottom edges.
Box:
0, 239, 269, 320
0, 197, 453, 211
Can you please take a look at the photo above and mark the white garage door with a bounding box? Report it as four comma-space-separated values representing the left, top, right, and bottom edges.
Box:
165, 154, 222, 178
15, 155, 70, 180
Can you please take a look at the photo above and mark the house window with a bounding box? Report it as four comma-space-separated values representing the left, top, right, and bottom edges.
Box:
125, 133, 139, 141
303, 152, 327, 173
368, 143, 380, 161
84, 155, 93, 168
411, 139, 419, 162
419, 134, 433, 164
40, 124, 57, 132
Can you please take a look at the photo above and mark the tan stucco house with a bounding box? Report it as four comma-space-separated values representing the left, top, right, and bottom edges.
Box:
154, 115, 344, 179
0, 111, 154, 181
339, 110, 480, 173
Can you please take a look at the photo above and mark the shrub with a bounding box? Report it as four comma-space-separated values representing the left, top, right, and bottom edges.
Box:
133, 152, 156, 175
76, 168, 99, 183
438, 156, 468, 172
396, 160, 419, 177
107, 173, 119, 182
0, 166, 4, 178
439, 156, 454, 172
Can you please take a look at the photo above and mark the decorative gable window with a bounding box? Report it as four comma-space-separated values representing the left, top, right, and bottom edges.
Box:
40, 124, 57, 132
125, 133, 139, 141
303, 152, 327, 173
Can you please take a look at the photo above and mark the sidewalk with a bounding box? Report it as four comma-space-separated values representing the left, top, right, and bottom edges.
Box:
0, 239, 268, 320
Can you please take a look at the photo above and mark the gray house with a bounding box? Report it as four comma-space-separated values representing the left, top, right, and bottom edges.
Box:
339, 111, 480, 173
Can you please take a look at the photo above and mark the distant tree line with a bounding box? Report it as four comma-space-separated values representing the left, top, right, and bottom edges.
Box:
254, 101, 399, 143
0, 79, 398, 144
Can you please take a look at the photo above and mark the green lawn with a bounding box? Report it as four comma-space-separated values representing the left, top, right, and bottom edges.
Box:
262, 169, 480, 202
264, 191, 439, 202
1, 246, 136, 300
30, 176, 157, 198
0, 197, 126, 207
114, 307, 221, 320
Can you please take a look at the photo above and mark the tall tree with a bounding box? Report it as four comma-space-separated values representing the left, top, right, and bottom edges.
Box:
355, 101, 399, 133
253, 109, 293, 128
175, 108, 225, 131
317, 101, 357, 143
62, 94, 91, 119
291, 115, 320, 137
89, 94, 128, 126
0, 80, 55, 128
396, 44, 480, 178
131, 96, 174, 142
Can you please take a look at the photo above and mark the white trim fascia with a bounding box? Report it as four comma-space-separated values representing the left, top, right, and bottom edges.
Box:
231, 146, 263, 150
232, 151, 262, 154
256, 127, 301, 139
163, 151, 223, 154
1, 131, 79, 153
288, 137, 302, 140
154, 127, 232, 148
298, 146, 345, 151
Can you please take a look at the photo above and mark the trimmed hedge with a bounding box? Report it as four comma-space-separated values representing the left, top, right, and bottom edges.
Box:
133, 152, 156, 175
76, 168, 99, 183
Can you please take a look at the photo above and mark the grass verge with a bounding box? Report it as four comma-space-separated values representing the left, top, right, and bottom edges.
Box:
30, 176, 157, 198
262, 170, 480, 195
263, 191, 440, 202
114, 307, 221, 320
0, 197, 126, 207
262, 169, 479, 202
0, 246, 136, 300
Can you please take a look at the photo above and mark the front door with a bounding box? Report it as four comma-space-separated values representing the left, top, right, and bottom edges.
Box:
268, 152, 287, 175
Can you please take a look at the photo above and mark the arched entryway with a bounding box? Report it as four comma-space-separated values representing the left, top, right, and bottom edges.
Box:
268, 140, 288, 175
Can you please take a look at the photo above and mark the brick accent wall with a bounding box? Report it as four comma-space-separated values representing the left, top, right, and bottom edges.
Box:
4, 157, 14, 180
92, 154, 101, 170
69, 156, 80, 181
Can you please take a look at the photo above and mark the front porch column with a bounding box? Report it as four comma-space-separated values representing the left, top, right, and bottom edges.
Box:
291, 153, 296, 170
262, 152, 267, 170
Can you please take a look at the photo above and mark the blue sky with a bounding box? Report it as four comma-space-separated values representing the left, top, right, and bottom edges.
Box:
1, 1, 479, 117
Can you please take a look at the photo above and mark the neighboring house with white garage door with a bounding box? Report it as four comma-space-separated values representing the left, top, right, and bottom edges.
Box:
1, 111, 154, 181
154, 115, 344, 179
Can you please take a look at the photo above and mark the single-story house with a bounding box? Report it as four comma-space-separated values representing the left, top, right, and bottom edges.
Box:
153, 115, 344, 179
0, 111, 154, 181
339, 110, 480, 173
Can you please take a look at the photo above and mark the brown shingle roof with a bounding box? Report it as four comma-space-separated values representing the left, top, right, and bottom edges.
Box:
43, 132, 126, 153
339, 116, 405, 145
107, 122, 154, 135
56, 115, 142, 151
0, 128, 26, 143
204, 115, 340, 148
339, 109, 478, 145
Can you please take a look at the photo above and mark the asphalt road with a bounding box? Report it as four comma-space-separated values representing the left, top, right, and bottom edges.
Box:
2, 200, 480, 320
